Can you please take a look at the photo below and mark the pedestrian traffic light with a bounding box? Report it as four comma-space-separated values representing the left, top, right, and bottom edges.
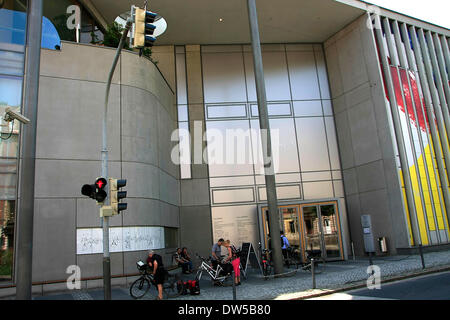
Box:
131, 5, 157, 48
109, 178, 127, 215
81, 177, 107, 204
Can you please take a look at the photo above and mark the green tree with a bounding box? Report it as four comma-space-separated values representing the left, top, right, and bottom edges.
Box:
102, 22, 130, 49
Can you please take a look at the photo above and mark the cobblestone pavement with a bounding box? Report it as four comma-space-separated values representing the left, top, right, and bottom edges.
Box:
20, 249, 450, 300
165, 249, 450, 300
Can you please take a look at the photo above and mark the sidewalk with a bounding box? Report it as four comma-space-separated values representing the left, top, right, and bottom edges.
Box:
5, 249, 450, 300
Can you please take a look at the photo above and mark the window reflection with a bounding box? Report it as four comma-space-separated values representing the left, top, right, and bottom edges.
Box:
0, 8, 61, 50
0, 51, 23, 76
0, 8, 26, 46
0, 75, 22, 107
0, 200, 15, 281
1, 1, 105, 50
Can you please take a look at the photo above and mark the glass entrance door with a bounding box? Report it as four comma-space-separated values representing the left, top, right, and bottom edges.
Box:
260, 201, 344, 262
301, 205, 323, 254
280, 206, 302, 257
319, 204, 342, 259
300, 202, 343, 261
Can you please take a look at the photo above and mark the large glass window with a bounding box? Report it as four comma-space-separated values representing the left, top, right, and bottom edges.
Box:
0, 4, 24, 279
0, 47, 24, 281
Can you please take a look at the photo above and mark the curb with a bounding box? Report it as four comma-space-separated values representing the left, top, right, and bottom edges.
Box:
290, 264, 450, 300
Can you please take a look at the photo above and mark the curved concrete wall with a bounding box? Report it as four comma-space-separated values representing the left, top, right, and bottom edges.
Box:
27, 42, 179, 285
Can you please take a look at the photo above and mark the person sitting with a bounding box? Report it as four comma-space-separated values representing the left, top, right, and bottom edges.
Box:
174, 248, 192, 274
211, 238, 224, 286
211, 238, 224, 271
181, 247, 194, 273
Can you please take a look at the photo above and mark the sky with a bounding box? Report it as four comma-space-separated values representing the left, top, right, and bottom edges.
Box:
364, 0, 450, 29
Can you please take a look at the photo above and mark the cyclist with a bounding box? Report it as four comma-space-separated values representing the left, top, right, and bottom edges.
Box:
147, 250, 165, 300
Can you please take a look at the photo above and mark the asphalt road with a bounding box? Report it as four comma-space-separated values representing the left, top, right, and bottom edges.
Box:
309, 271, 450, 300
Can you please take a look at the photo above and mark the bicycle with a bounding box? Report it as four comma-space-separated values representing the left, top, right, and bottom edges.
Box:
261, 248, 272, 278
195, 254, 232, 286
284, 247, 302, 269
300, 250, 322, 273
129, 260, 183, 299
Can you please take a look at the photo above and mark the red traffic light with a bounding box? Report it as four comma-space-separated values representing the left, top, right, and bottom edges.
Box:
95, 178, 107, 189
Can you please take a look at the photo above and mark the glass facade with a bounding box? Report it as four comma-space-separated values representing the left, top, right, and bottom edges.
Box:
0, 0, 25, 282
182, 44, 347, 248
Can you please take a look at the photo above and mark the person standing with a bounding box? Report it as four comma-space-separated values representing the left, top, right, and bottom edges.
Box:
280, 231, 290, 267
147, 250, 165, 300
221, 240, 234, 276
229, 242, 241, 285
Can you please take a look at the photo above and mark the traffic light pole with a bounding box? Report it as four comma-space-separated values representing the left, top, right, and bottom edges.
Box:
247, 0, 284, 275
101, 17, 133, 300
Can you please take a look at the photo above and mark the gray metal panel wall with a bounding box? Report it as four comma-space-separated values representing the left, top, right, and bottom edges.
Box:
324, 14, 410, 255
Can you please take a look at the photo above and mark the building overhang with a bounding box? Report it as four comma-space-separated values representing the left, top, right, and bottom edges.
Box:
87, 0, 367, 45
86, 0, 450, 45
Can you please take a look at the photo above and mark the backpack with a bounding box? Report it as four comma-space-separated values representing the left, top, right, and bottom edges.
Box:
231, 245, 241, 258
187, 280, 200, 295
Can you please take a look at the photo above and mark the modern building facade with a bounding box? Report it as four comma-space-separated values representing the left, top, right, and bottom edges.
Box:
0, 0, 449, 293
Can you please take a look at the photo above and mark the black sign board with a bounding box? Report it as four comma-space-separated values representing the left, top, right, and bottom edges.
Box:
239, 242, 262, 277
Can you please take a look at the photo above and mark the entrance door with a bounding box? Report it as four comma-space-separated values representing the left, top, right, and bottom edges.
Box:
300, 202, 343, 261
301, 205, 323, 254
319, 204, 342, 259
280, 206, 302, 258
259, 201, 344, 261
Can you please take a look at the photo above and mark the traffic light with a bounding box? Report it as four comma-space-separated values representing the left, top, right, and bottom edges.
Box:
109, 178, 127, 215
81, 177, 107, 204
131, 5, 158, 48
